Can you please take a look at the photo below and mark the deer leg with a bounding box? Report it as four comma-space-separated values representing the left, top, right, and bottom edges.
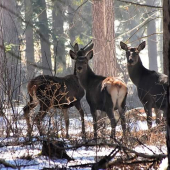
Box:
144, 105, 152, 129
23, 102, 37, 137
96, 111, 107, 130
154, 108, 161, 125
106, 108, 116, 138
62, 109, 69, 138
90, 107, 98, 139
162, 108, 167, 125
118, 107, 126, 136
74, 102, 86, 138
34, 104, 48, 136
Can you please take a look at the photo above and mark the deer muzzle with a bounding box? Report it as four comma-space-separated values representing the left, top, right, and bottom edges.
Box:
128, 59, 133, 64
77, 67, 83, 73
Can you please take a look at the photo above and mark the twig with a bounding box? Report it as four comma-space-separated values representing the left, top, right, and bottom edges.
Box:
81, 40, 92, 50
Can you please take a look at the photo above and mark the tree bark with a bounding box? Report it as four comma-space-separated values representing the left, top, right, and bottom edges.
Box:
92, 0, 116, 77
0, 2, 5, 102
163, 0, 170, 169
147, 20, 158, 71
52, 0, 66, 75
37, 0, 52, 75
146, 0, 158, 71
163, 0, 170, 76
24, 0, 35, 79
0, 0, 21, 101
92, 0, 116, 130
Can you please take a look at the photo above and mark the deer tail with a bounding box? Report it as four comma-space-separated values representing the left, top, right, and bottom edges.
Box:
101, 77, 126, 92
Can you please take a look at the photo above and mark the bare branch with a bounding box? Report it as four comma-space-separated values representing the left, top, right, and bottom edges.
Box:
116, 12, 161, 42
116, 0, 162, 9
0, 45, 53, 72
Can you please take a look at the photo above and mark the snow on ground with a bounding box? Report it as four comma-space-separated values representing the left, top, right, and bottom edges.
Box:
0, 106, 168, 169
158, 158, 168, 170
0, 138, 113, 170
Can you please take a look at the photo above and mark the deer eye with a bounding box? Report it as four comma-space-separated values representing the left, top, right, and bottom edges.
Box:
126, 51, 130, 55
83, 61, 87, 65
133, 52, 138, 55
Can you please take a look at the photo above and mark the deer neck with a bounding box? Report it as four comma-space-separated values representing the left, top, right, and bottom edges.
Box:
73, 64, 77, 76
78, 65, 95, 90
127, 57, 145, 86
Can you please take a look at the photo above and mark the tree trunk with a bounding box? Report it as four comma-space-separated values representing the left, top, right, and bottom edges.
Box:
92, 0, 116, 131
163, 1, 169, 76
163, 0, 170, 168
0, 3, 5, 102
67, 1, 77, 69
67, 1, 75, 43
37, 0, 52, 75
92, 0, 116, 77
159, 13, 163, 72
52, 0, 66, 75
146, 0, 158, 71
24, 0, 35, 79
0, 0, 21, 101
147, 20, 158, 71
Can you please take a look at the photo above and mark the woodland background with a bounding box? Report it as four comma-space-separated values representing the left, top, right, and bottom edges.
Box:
0, 0, 170, 169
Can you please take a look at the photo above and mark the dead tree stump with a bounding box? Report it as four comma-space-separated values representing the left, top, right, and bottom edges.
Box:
41, 140, 73, 161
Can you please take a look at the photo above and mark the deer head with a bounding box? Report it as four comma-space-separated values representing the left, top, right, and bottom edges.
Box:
69, 43, 94, 74
70, 42, 94, 59
120, 41, 146, 66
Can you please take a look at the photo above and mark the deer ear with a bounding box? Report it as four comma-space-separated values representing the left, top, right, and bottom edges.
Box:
120, 41, 128, 51
137, 41, 146, 51
74, 43, 79, 53
86, 50, 93, 60
69, 50, 77, 60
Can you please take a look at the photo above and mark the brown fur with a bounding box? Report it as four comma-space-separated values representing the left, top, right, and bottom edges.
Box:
101, 77, 127, 90
101, 77, 128, 109
120, 41, 167, 128
70, 43, 128, 138
23, 75, 85, 138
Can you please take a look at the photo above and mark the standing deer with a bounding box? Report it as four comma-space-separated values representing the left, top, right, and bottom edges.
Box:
120, 41, 167, 129
69, 43, 128, 138
23, 44, 86, 138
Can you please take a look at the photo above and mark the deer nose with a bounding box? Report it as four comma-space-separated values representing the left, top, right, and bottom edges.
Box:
77, 66, 82, 71
128, 59, 133, 64
77, 67, 82, 73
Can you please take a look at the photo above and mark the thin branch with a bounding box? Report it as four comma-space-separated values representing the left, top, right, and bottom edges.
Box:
66, 0, 89, 15
0, 3, 50, 45
128, 32, 163, 46
74, 0, 89, 13
116, 0, 162, 9
0, 45, 53, 72
116, 13, 161, 42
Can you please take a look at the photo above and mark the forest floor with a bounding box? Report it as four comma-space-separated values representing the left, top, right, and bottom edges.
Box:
0, 106, 168, 170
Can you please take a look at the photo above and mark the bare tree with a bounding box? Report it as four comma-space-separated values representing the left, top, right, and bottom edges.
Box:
24, 0, 35, 79
52, 0, 66, 74
0, 0, 21, 101
36, 0, 52, 75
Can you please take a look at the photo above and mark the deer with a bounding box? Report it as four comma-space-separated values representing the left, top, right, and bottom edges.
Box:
120, 41, 168, 129
23, 44, 86, 139
69, 42, 128, 138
